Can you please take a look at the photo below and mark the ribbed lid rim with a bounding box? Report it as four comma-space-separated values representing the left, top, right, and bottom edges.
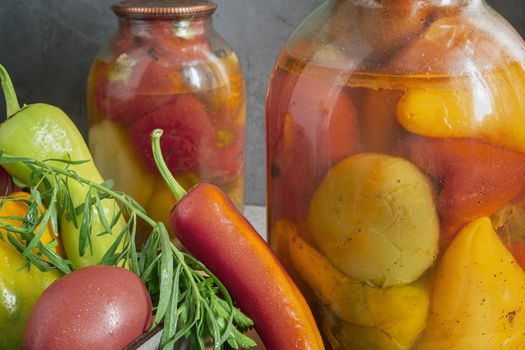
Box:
112, 0, 217, 19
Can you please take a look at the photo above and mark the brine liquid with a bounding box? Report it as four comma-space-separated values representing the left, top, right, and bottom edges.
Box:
267, 51, 525, 349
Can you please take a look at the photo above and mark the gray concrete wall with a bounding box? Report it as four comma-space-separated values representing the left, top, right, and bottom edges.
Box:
0, 0, 524, 205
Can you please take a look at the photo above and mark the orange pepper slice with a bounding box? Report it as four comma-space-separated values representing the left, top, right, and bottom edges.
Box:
0, 192, 64, 257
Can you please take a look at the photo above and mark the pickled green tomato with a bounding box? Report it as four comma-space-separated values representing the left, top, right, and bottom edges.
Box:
309, 153, 439, 287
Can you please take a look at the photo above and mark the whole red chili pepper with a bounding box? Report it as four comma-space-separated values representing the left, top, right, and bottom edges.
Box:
150, 129, 325, 350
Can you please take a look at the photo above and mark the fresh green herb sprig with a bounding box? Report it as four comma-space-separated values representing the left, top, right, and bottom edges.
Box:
0, 151, 256, 349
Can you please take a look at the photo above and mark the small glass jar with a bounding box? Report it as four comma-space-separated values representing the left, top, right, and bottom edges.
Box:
267, 0, 525, 348
87, 0, 245, 237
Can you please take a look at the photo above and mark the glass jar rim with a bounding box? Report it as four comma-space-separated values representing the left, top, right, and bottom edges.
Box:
112, 0, 217, 19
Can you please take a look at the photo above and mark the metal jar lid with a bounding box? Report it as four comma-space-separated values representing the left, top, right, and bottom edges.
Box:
112, 0, 217, 19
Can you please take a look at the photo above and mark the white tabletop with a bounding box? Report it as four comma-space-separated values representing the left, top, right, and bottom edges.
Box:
244, 205, 267, 240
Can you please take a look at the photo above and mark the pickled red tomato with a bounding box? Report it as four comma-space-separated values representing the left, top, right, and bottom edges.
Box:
146, 21, 213, 63
360, 89, 405, 152
327, 0, 434, 66
204, 54, 245, 129
95, 49, 182, 124
389, 16, 514, 75
129, 95, 215, 175
354, 1, 433, 55
268, 71, 360, 222
199, 125, 244, 183
110, 19, 135, 55
96, 21, 214, 125
274, 75, 360, 173
267, 69, 298, 151
267, 69, 312, 223
406, 137, 525, 231
270, 117, 317, 224
509, 242, 525, 271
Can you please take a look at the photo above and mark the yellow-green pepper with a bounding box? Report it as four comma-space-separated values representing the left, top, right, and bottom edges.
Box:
0, 65, 126, 268
0, 239, 60, 349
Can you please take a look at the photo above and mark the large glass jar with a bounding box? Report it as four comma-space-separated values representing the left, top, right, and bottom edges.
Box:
87, 0, 245, 239
267, 1, 525, 348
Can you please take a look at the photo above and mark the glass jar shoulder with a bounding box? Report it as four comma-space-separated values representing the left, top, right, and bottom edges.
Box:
90, 20, 243, 96
280, 0, 525, 76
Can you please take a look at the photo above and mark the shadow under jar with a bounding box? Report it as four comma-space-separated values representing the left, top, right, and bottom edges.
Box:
87, 0, 245, 242
266, 0, 525, 348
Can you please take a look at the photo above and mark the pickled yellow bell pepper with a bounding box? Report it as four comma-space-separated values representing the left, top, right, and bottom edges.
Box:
397, 62, 525, 152
89, 119, 155, 206
0, 238, 60, 349
272, 220, 430, 349
335, 322, 413, 350
418, 217, 525, 349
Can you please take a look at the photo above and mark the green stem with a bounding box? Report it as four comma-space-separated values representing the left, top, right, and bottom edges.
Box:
0, 153, 253, 348
91, 180, 157, 227
0, 64, 21, 117
151, 129, 188, 202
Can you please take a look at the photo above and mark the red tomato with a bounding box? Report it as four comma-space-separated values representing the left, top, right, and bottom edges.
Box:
407, 136, 525, 232
24, 266, 152, 350
129, 95, 216, 175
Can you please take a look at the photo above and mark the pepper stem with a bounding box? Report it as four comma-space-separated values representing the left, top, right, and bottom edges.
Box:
0, 64, 21, 117
151, 129, 188, 202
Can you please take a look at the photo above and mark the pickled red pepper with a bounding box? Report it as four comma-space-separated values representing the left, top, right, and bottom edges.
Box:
150, 129, 325, 350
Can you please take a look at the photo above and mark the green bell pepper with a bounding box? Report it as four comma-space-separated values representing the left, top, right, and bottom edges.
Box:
0, 64, 127, 268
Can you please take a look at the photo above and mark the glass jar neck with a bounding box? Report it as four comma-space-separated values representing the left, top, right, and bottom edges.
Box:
118, 16, 213, 39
